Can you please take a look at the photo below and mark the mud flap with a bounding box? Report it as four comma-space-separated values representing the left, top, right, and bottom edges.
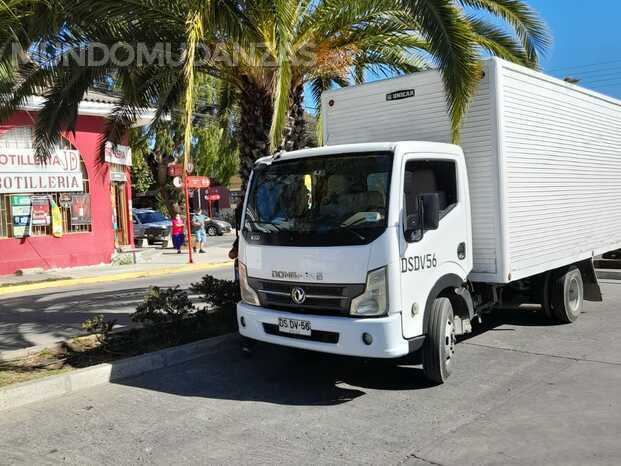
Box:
577, 259, 603, 302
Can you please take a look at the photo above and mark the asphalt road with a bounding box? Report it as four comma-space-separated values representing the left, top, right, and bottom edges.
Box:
2, 281, 621, 465
0, 262, 235, 352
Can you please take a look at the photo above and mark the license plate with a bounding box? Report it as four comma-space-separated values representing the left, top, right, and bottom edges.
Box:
278, 317, 312, 336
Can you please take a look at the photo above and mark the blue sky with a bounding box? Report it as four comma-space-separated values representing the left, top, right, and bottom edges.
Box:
531, 0, 621, 99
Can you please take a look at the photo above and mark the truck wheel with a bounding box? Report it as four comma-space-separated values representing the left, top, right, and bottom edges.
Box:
422, 297, 456, 384
552, 266, 584, 323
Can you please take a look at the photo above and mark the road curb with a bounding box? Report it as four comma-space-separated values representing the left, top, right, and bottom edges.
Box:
0, 333, 237, 413
0, 260, 233, 296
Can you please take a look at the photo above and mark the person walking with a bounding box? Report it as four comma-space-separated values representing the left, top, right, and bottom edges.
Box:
171, 213, 185, 254
191, 209, 207, 253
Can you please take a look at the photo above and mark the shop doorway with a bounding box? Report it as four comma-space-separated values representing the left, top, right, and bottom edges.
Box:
111, 182, 130, 246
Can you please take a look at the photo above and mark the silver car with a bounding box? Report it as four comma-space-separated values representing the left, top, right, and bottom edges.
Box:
132, 209, 172, 244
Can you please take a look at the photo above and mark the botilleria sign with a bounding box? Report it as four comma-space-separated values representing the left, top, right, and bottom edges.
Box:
0, 149, 83, 194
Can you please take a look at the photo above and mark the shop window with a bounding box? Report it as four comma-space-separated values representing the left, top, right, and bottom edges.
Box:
0, 127, 93, 238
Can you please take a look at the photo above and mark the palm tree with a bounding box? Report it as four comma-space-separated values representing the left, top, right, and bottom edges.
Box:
0, 0, 549, 189
0, 1, 56, 82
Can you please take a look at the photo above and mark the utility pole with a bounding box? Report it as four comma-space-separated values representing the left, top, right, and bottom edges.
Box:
182, 169, 194, 264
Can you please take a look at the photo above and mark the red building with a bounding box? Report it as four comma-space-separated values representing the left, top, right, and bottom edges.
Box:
0, 92, 154, 275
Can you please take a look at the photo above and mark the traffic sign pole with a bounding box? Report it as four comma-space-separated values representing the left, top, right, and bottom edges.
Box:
183, 174, 194, 264
206, 188, 213, 217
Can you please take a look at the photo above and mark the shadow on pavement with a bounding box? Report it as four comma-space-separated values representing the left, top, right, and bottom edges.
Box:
0, 287, 152, 352
460, 306, 559, 343
112, 306, 561, 407
112, 338, 437, 407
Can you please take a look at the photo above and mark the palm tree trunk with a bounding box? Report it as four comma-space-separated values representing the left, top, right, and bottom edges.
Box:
282, 83, 306, 152
239, 77, 273, 191
145, 150, 179, 216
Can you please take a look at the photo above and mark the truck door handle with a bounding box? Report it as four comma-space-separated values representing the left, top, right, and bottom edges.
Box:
457, 242, 466, 260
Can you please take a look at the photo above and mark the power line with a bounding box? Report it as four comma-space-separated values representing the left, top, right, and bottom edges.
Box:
546, 59, 621, 73
551, 66, 621, 79
580, 76, 621, 85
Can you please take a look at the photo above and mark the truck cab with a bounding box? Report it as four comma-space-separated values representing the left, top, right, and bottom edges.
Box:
237, 141, 473, 383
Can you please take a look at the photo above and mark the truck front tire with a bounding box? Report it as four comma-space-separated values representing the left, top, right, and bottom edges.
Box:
422, 297, 456, 384
552, 266, 584, 323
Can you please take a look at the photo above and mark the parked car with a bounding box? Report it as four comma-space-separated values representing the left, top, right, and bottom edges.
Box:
205, 217, 233, 236
132, 208, 171, 244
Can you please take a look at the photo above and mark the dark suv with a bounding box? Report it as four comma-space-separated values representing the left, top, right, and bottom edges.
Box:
132, 209, 171, 244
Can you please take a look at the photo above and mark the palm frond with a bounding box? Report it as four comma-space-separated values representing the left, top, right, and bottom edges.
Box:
457, 0, 550, 66
400, 0, 482, 142
467, 16, 529, 65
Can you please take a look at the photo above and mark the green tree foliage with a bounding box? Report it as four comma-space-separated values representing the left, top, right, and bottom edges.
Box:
128, 128, 155, 194
127, 76, 240, 215
0, 0, 549, 189
192, 125, 239, 186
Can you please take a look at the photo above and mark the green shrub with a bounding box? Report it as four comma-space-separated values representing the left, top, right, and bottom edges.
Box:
133, 286, 195, 327
81, 314, 117, 346
191, 275, 240, 311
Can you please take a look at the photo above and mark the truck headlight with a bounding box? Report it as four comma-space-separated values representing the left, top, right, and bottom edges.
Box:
350, 267, 388, 316
239, 262, 260, 306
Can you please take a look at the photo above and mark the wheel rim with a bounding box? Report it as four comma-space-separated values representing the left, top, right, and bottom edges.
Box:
444, 315, 456, 366
208, 227, 217, 236
567, 275, 582, 313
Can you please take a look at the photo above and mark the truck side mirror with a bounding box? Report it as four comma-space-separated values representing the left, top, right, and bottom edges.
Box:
420, 193, 440, 230
404, 211, 422, 243
404, 193, 440, 243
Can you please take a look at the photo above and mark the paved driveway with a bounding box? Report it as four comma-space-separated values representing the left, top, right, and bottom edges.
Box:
1, 281, 621, 465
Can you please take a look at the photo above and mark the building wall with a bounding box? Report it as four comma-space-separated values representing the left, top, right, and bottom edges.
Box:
0, 111, 132, 275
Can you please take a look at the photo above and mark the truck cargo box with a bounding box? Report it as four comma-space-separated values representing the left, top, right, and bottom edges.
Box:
322, 58, 621, 284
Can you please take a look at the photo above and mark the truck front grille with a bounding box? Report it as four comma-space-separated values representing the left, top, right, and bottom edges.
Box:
248, 278, 365, 316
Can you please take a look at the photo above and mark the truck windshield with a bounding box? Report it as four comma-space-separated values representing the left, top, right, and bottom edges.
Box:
243, 151, 393, 246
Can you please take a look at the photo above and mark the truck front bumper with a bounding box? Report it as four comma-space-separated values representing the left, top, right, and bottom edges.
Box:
237, 303, 415, 358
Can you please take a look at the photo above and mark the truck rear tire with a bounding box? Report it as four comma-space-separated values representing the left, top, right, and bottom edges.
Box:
422, 297, 456, 384
552, 266, 584, 323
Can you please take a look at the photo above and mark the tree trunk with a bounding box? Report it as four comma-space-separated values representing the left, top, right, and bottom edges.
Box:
146, 149, 179, 216
282, 83, 306, 152
238, 77, 273, 191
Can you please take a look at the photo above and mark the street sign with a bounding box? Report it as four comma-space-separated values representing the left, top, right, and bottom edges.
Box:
104, 142, 132, 166
206, 193, 221, 201
168, 164, 183, 177
186, 176, 211, 189
173, 176, 183, 188
110, 171, 127, 182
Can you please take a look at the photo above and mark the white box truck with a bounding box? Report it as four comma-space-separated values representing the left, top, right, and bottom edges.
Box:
237, 58, 621, 383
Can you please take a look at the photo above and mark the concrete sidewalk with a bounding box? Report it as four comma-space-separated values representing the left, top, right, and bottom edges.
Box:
0, 233, 235, 296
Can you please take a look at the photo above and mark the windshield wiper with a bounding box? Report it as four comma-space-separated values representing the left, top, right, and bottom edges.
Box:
341, 227, 366, 241
342, 217, 373, 228
247, 220, 284, 232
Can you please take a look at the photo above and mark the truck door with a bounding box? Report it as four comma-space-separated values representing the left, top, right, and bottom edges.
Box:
399, 155, 470, 339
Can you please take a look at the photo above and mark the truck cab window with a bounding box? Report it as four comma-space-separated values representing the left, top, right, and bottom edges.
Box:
244, 152, 393, 246
404, 160, 458, 223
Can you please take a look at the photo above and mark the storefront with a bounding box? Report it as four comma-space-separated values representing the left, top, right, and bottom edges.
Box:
0, 94, 153, 275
